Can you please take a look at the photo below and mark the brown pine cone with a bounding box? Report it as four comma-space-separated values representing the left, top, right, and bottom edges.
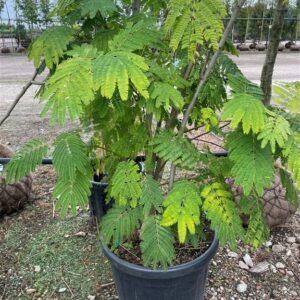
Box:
0, 144, 33, 217
228, 174, 298, 228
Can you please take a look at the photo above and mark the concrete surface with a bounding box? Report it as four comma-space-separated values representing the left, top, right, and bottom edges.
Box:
230, 52, 300, 83
0, 52, 299, 128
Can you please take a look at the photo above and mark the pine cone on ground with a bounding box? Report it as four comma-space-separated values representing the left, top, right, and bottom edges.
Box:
228, 174, 298, 228
0, 144, 33, 217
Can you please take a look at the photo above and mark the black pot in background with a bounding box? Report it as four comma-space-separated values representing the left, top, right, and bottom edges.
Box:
89, 156, 146, 222
101, 235, 219, 300
89, 180, 111, 224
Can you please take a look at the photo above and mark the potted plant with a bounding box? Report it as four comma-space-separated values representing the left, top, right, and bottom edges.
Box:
4, 0, 300, 299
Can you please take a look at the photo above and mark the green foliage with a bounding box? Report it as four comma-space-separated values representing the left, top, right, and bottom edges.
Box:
140, 176, 163, 216
279, 168, 300, 208
222, 94, 266, 134
53, 171, 92, 216
258, 113, 291, 153
110, 161, 142, 207
28, 26, 74, 69
164, 0, 226, 60
53, 132, 92, 180
101, 205, 142, 247
208, 156, 233, 179
161, 181, 202, 243
201, 183, 244, 249
282, 139, 300, 189
227, 131, 274, 196
198, 54, 241, 110
52, 132, 93, 216
273, 81, 300, 114
109, 19, 161, 52
92, 29, 118, 53
110, 125, 149, 158
239, 197, 269, 248
197, 108, 219, 132
80, 0, 117, 18
140, 216, 175, 269
5, 139, 48, 183
149, 82, 184, 110
93, 51, 149, 100
41, 57, 95, 125
67, 44, 98, 58
152, 131, 205, 170
228, 73, 264, 99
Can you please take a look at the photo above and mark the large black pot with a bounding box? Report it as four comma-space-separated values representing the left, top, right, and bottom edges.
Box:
101, 235, 218, 300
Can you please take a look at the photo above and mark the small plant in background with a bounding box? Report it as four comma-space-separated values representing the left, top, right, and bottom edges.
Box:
5, 0, 300, 272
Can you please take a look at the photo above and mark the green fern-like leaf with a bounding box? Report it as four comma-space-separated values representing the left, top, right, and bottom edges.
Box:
161, 181, 202, 243
28, 26, 74, 69
109, 19, 161, 52
257, 113, 291, 153
53, 171, 92, 216
110, 124, 149, 158
140, 216, 175, 269
239, 197, 269, 248
52, 132, 93, 216
101, 205, 142, 248
5, 139, 48, 183
201, 182, 244, 249
222, 94, 266, 134
149, 82, 184, 110
110, 161, 142, 207
149, 62, 189, 89
227, 131, 274, 196
41, 57, 95, 125
93, 51, 149, 100
67, 44, 98, 58
50, 0, 78, 19
282, 139, 300, 189
53, 132, 92, 179
273, 81, 300, 114
140, 176, 163, 216
92, 29, 118, 53
164, 0, 226, 60
227, 73, 264, 99
152, 131, 205, 170
279, 168, 300, 208
80, 0, 117, 18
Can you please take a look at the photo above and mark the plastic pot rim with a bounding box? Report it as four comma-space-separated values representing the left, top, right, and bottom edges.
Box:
100, 233, 219, 279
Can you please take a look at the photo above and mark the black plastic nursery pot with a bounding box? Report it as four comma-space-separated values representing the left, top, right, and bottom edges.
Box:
89, 181, 111, 222
89, 156, 146, 222
101, 235, 219, 300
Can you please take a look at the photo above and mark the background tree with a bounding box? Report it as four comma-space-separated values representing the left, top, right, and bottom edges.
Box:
260, 0, 289, 105
0, 0, 4, 15
16, 0, 38, 38
39, 0, 51, 26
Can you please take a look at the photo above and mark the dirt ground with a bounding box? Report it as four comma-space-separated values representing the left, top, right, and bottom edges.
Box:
0, 54, 300, 300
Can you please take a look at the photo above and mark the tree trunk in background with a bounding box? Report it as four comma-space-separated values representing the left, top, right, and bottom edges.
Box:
132, 0, 141, 14
260, 0, 288, 106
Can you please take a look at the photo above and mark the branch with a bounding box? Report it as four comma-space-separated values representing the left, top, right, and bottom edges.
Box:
193, 138, 226, 151
0, 62, 45, 127
189, 122, 230, 140
168, 0, 247, 189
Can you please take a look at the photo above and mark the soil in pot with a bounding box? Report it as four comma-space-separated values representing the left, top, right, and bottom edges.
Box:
115, 229, 215, 266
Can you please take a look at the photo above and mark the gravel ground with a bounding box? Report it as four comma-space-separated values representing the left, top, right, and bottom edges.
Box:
0, 54, 300, 300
